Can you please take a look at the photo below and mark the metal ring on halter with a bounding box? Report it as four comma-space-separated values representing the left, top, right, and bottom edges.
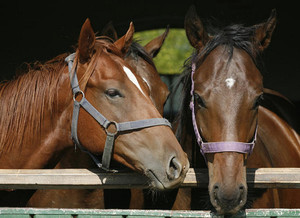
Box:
105, 121, 119, 136
73, 90, 85, 104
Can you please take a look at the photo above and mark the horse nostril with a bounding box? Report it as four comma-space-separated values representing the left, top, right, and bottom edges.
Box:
213, 183, 220, 191
239, 184, 246, 202
167, 157, 182, 180
239, 184, 245, 194
213, 183, 220, 202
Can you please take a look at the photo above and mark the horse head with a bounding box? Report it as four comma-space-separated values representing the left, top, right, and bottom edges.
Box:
184, 6, 276, 214
62, 19, 189, 189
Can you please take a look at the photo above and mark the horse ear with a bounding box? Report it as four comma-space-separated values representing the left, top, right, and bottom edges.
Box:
78, 18, 96, 63
184, 5, 210, 50
253, 9, 277, 52
144, 26, 169, 58
101, 21, 118, 41
114, 22, 134, 56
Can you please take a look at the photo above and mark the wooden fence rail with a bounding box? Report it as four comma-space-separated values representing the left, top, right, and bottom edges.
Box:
0, 168, 299, 189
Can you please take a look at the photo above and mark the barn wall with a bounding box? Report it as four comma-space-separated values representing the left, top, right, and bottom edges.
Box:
0, 0, 299, 106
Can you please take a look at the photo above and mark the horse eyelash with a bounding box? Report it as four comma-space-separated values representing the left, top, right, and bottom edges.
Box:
105, 88, 123, 98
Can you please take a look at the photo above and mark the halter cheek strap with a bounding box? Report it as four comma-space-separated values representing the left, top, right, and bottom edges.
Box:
189, 62, 257, 163
65, 53, 172, 172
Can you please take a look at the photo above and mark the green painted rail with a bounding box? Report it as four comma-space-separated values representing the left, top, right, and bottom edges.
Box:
0, 208, 299, 218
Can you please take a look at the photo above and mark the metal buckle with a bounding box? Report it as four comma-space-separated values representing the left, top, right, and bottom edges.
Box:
73, 90, 85, 104
105, 121, 118, 136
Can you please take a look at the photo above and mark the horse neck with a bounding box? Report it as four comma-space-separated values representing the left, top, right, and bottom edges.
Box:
0, 60, 74, 169
248, 106, 300, 168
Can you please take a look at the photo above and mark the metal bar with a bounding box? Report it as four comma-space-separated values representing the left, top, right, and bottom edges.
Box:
0, 168, 299, 189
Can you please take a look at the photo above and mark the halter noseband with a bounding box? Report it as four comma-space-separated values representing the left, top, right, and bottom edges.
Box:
65, 53, 171, 172
189, 62, 257, 163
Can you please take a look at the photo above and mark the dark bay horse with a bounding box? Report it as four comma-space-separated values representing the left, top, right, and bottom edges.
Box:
26, 25, 174, 208
0, 19, 189, 206
173, 6, 300, 215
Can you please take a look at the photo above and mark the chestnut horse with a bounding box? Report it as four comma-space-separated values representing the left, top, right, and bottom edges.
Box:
26, 26, 174, 208
0, 19, 189, 206
172, 6, 300, 215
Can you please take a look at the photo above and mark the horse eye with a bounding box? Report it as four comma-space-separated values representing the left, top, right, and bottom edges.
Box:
105, 89, 122, 98
252, 94, 264, 109
194, 93, 206, 108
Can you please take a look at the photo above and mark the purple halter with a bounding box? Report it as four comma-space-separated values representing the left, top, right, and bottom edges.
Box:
189, 62, 257, 162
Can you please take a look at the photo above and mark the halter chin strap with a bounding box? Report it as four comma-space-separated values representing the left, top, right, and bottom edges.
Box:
189, 62, 257, 163
65, 53, 171, 172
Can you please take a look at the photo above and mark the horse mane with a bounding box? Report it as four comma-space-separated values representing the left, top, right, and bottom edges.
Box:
174, 23, 264, 166
194, 23, 262, 69
0, 54, 67, 154
0, 37, 120, 154
76, 37, 122, 89
125, 40, 156, 69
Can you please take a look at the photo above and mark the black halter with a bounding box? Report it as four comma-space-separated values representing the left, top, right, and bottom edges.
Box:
65, 53, 171, 172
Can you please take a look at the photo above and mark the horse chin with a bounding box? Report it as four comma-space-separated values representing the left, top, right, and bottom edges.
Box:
114, 154, 186, 190
211, 200, 244, 216
145, 169, 166, 190
210, 189, 247, 216
144, 158, 188, 190
145, 169, 184, 190
215, 208, 243, 216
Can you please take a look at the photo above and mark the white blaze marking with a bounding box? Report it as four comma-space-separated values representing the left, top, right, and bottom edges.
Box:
225, 78, 236, 89
123, 66, 145, 96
